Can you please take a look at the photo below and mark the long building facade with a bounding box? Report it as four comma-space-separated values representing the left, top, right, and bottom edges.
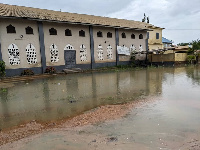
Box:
0, 3, 149, 76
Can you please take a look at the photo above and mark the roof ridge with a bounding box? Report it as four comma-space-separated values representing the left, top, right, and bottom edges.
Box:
0, 3, 150, 29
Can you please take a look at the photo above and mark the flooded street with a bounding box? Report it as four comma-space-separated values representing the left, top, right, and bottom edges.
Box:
0, 66, 200, 149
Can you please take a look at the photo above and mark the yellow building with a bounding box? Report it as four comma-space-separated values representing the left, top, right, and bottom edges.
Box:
145, 23, 165, 51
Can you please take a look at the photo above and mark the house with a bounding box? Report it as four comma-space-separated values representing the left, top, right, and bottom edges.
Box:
0, 3, 150, 76
149, 46, 189, 65
144, 23, 165, 51
162, 37, 173, 48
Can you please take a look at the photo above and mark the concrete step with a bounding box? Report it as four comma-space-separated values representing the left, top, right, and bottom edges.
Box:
63, 68, 82, 74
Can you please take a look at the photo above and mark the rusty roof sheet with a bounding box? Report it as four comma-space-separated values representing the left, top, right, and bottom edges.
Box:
0, 3, 150, 30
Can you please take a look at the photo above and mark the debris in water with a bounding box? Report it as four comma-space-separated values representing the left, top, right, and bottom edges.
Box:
107, 137, 118, 142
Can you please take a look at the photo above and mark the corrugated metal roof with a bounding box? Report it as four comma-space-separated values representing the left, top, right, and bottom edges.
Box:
0, 3, 150, 30
162, 37, 173, 44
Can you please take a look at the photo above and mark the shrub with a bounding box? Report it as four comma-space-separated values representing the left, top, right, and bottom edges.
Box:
21, 69, 34, 76
45, 66, 56, 74
0, 60, 6, 77
187, 55, 196, 64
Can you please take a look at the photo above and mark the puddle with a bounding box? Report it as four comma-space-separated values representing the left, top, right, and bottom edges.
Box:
0, 66, 200, 149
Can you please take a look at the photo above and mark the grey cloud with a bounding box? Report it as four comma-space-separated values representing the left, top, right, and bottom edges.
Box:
0, 0, 133, 16
0, 0, 200, 44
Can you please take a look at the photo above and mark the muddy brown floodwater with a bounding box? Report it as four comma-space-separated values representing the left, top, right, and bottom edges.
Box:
0, 66, 200, 149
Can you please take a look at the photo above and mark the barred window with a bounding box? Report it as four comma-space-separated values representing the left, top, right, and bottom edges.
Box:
50, 44, 59, 62
8, 43, 20, 65
26, 44, 37, 64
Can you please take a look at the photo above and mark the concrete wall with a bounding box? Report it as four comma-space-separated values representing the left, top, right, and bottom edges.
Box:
148, 44, 163, 50
0, 18, 148, 76
0, 18, 41, 69
150, 54, 175, 62
175, 53, 187, 62
118, 29, 147, 61
149, 53, 187, 63
93, 26, 116, 63
148, 28, 163, 50
43, 22, 91, 66
135, 54, 146, 61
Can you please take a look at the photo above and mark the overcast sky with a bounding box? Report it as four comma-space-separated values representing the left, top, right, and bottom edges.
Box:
1, 0, 200, 44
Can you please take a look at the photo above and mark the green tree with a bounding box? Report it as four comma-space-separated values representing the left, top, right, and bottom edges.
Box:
192, 39, 200, 51
187, 39, 200, 54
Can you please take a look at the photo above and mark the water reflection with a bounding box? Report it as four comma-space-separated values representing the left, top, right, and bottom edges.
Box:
1, 67, 198, 129
186, 65, 200, 85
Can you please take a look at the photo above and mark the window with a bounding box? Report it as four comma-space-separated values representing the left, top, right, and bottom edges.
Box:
139, 34, 143, 39
131, 34, 135, 39
107, 32, 112, 38
79, 30, 85, 37
97, 45, 103, 60
7, 24, 16, 33
49, 28, 57, 35
97, 31, 103, 37
156, 33, 159, 39
122, 32, 126, 38
139, 45, 143, 52
130, 44, 136, 53
8, 43, 20, 65
50, 44, 59, 62
80, 44, 87, 61
26, 44, 37, 64
65, 29, 72, 36
25, 26, 33, 34
64, 44, 75, 50
107, 45, 113, 59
